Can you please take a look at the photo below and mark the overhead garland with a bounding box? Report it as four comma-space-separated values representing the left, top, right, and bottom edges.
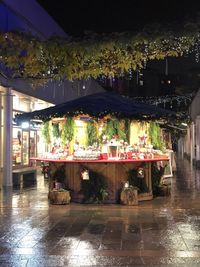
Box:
1, 22, 200, 83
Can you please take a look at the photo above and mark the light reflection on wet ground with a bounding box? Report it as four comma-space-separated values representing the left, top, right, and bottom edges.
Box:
1, 156, 200, 266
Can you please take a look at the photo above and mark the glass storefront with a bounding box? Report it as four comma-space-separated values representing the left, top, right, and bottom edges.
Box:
13, 128, 39, 166
0, 87, 53, 186
11, 91, 52, 168
13, 128, 22, 165
22, 131, 29, 165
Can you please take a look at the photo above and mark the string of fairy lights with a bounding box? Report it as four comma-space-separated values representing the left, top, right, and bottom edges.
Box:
2, 27, 200, 82
132, 93, 195, 108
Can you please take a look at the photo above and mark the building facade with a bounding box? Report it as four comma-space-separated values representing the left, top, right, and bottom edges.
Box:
0, 0, 104, 187
178, 90, 200, 167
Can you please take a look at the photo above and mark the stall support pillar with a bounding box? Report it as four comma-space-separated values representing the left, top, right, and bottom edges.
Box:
2, 88, 13, 187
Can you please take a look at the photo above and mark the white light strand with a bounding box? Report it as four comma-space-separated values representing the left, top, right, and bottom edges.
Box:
133, 93, 194, 106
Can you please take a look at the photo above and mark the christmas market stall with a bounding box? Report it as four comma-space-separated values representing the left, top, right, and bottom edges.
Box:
15, 92, 176, 204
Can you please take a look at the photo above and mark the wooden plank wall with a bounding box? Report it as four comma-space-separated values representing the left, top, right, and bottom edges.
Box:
49, 161, 152, 204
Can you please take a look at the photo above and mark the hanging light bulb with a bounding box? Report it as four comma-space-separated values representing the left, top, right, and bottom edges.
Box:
195, 43, 200, 63
143, 58, 147, 69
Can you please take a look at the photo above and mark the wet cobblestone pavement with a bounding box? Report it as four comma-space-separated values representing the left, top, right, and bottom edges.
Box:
1, 156, 200, 266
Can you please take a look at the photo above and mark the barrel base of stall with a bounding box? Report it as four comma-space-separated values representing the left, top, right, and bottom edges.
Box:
138, 192, 153, 201
120, 187, 138, 205
48, 190, 71, 205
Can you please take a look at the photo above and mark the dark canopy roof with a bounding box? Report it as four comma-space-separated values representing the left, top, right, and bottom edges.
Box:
15, 92, 176, 123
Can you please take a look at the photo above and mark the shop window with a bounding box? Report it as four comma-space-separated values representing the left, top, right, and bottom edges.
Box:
13, 128, 22, 165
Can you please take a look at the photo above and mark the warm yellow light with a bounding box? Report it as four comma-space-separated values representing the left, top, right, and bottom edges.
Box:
124, 181, 129, 188
75, 119, 84, 126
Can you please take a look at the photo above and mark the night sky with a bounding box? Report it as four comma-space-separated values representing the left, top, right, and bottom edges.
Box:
37, 0, 200, 36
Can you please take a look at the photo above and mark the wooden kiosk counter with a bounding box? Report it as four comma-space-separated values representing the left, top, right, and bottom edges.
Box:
31, 156, 169, 203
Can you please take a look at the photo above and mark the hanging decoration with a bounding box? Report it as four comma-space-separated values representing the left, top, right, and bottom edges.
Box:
81, 169, 90, 180
86, 119, 98, 146
148, 122, 165, 151
52, 123, 60, 138
137, 168, 145, 178
61, 117, 75, 146
100, 118, 128, 141
124, 119, 131, 142
41, 121, 51, 144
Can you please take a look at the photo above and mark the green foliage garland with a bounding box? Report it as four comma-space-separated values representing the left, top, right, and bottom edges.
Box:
81, 169, 108, 203
52, 123, 60, 138
61, 118, 75, 145
105, 119, 119, 139
0, 22, 200, 83
124, 119, 131, 143
41, 121, 50, 144
86, 119, 98, 146
128, 168, 148, 193
101, 118, 128, 140
148, 122, 164, 150
120, 119, 130, 142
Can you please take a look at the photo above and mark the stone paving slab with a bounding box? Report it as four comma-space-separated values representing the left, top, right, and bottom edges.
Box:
1, 157, 200, 266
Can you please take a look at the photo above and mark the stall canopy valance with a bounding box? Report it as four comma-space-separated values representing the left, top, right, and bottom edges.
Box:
15, 92, 177, 123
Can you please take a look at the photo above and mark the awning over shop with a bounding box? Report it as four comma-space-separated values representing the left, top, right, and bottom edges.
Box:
15, 92, 176, 123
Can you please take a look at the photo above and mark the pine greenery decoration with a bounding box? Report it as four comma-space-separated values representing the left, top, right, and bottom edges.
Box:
87, 119, 98, 146
100, 118, 129, 141
81, 169, 108, 203
124, 119, 130, 142
148, 122, 164, 150
105, 119, 117, 139
41, 121, 50, 144
119, 119, 129, 140
52, 123, 60, 138
128, 168, 148, 193
61, 117, 75, 145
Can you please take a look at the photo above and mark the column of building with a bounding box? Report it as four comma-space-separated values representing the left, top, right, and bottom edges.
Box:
195, 116, 200, 168
0, 91, 2, 183
2, 87, 13, 187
